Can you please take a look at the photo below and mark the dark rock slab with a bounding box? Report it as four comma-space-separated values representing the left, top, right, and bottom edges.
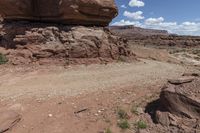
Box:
167, 77, 194, 85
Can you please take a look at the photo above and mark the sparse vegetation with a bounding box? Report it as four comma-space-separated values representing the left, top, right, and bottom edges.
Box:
131, 106, 139, 115
192, 49, 200, 57
117, 120, 130, 129
0, 53, 8, 65
192, 49, 200, 55
117, 109, 129, 119
105, 128, 112, 133
135, 120, 147, 129
118, 56, 127, 62
169, 48, 187, 54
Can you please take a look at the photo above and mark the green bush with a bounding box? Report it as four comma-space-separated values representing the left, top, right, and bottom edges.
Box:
0, 53, 8, 65
117, 120, 130, 129
136, 120, 147, 129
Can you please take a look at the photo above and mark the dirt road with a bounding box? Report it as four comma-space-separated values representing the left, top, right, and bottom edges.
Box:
0, 59, 185, 100
0, 59, 189, 133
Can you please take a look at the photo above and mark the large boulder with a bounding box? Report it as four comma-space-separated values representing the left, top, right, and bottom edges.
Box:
160, 76, 200, 119
146, 75, 200, 132
0, 0, 118, 26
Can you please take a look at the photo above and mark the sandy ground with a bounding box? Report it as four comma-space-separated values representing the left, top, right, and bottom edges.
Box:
0, 59, 184, 100
0, 58, 188, 133
0, 44, 199, 133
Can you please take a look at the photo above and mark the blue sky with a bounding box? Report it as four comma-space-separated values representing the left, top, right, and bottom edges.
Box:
112, 0, 200, 35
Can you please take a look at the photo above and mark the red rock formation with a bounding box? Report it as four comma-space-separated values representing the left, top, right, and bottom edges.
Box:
160, 77, 200, 119
0, 0, 118, 26
151, 75, 200, 132
0, 22, 134, 65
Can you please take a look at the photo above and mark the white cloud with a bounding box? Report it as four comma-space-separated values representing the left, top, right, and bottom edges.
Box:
113, 0, 200, 36
175, 22, 200, 35
123, 11, 144, 20
145, 17, 164, 25
144, 17, 178, 33
129, 0, 145, 7
112, 19, 142, 27
121, 5, 127, 9
144, 17, 200, 35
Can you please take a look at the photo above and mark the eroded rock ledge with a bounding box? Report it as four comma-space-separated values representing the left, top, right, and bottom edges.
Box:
0, 22, 134, 65
0, 0, 118, 26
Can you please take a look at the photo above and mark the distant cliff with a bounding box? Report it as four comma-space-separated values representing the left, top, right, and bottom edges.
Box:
109, 25, 200, 47
109, 25, 169, 36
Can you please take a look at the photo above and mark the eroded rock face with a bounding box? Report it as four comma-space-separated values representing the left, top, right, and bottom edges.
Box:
147, 75, 200, 132
0, 22, 133, 65
160, 77, 200, 119
0, 0, 118, 26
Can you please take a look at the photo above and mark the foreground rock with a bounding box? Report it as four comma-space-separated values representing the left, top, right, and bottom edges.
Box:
160, 77, 200, 119
0, 0, 117, 26
153, 75, 200, 132
0, 110, 21, 133
0, 22, 133, 65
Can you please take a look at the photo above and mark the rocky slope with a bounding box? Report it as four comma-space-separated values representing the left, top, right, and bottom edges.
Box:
109, 26, 200, 48
0, 21, 133, 65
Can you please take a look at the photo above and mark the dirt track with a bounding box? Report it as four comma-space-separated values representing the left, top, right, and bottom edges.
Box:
0, 59, 185, 100
0, 58, 190, 133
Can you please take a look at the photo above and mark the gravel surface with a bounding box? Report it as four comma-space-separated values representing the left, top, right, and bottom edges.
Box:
0, 59, 185, 100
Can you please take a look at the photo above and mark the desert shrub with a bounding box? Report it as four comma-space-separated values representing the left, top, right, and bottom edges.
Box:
117, 120, 130, 129
192, 49, 200, 54
0, 53, 8, 65
105, 128, 112, 133
117, 109, 128, 119
136, 120, 147, 129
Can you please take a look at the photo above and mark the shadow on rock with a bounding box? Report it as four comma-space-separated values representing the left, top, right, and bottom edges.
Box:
145, 74, 200, 132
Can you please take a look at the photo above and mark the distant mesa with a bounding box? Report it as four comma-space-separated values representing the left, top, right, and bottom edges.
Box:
109, 25, 200, 47
0, 0, 118, 26
109, 25, 169, 36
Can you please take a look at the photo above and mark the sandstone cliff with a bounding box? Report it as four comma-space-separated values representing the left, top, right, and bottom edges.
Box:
0, 0, 118, 26
109, 26, 200, 48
